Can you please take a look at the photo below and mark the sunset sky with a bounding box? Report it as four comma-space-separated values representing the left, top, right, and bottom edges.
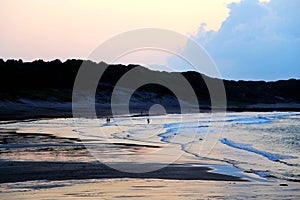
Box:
1, 0, 299, 80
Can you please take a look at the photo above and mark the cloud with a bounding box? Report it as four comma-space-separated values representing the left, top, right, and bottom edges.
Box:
175, 0, 300, 80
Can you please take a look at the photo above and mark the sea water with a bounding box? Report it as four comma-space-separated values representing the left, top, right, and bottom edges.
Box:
157, 112, 300, 182
0, 112, 299, 182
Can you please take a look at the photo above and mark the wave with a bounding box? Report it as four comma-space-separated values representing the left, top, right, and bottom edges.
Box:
220, 138, 297, 166
208, 112, 298, 125
163, 121, 196, 129
158, 127, 179, 143
159, 121, 209, 143
197, 115, 272, 125
225, 116, 272, 125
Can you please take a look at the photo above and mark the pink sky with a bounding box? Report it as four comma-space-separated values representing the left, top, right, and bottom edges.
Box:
0, 0, 240, 61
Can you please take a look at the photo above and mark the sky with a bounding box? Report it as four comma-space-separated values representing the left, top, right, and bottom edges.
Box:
0, 0, 299, 80
192, 0, 300, 80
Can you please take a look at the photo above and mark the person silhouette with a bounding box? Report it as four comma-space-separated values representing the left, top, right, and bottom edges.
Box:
147, 118, 150, 124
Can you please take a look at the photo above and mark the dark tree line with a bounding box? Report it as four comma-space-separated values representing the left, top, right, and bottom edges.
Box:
0, 59, 299, 105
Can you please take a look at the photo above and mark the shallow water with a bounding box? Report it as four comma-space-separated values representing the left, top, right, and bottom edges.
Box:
216, 112, 300, 182
0, 112, 299, 182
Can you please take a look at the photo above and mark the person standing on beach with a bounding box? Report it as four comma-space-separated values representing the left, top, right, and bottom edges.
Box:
147, 118, 150, 124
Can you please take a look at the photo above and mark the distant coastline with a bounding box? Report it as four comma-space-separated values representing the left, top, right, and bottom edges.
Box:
1, 59, 299, 120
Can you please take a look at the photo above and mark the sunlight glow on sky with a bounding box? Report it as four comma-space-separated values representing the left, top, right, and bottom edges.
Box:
0, 0, 240, 61
0, 0, 299, 80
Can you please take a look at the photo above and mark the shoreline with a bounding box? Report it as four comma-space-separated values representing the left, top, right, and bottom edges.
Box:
1, 100, 300, 121
1, 112, 299, 199
1, 112, 299, 185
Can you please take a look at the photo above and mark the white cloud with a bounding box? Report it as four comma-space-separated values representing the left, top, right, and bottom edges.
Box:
176, 0, 300, 80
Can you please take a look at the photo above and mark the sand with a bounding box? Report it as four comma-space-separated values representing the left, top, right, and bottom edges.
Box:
1, 160, 299, 199
0, 161, 244, 184
0, 178, 299, 199
1, 115, 300, 199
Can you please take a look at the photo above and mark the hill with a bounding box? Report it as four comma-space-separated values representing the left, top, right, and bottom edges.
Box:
0, 59, 299, 120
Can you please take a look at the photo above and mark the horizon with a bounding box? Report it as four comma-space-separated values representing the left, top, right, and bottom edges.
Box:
1, 1, 300, 197
1, 0, 299, 80
0, 57, 299, 82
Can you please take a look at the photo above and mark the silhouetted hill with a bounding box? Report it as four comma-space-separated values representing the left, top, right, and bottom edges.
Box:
0, 59, 299, 119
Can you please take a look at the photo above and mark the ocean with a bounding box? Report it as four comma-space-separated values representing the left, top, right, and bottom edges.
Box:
1, 111, 299, 182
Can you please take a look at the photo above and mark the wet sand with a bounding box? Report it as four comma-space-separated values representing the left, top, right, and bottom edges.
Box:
0, 160, 244, 184
0, 178, 299, 200
1, 115, 300, 199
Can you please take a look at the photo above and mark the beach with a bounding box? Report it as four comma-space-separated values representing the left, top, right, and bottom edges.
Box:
0, 112, 300, 199
1, 177, 299, 199
1, 0, 300, 198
